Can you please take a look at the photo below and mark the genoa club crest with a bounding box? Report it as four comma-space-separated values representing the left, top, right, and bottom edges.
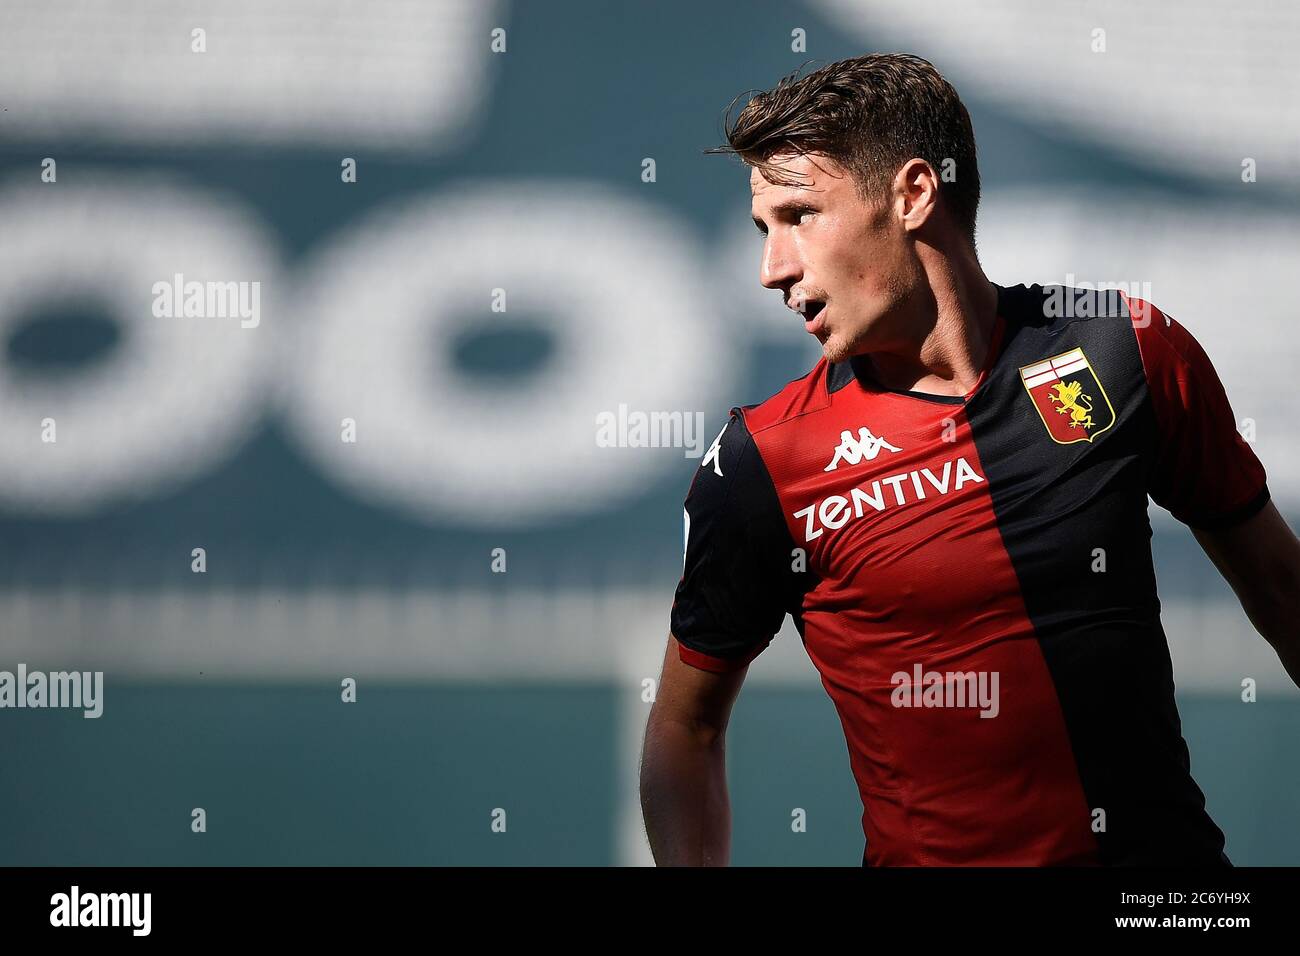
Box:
1018, 347, 1116, 444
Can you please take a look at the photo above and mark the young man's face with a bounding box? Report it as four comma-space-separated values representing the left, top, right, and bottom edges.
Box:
750, 151, 922, 363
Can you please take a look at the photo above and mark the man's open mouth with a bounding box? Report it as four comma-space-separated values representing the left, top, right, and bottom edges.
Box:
800, 299, 827, 335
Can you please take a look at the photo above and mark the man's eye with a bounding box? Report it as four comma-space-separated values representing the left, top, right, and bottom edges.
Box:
797, 211, 815, 224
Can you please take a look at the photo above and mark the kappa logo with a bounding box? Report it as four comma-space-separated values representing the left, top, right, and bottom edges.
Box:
1018, 347, 1116, 445
824, 426, 901, 471
701, 420, 728, 476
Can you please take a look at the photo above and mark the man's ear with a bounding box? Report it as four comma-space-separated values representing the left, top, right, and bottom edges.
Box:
895, 158, 940, 233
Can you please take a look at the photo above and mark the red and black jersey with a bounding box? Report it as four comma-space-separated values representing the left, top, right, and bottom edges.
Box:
670, 283, 1269, 866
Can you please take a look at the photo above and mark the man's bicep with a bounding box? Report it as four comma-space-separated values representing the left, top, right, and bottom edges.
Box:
1192, 500, 1300, 607
654, 633, 749, 737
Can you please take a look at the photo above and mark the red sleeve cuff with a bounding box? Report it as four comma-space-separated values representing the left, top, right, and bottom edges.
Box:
675, 638, 771, 673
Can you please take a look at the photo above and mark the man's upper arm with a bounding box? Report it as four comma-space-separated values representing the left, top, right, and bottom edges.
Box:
1192, 500, 1300, 617
655, 633, 749, 739
1124, 292, 1270, 530
669, 407, 801, 673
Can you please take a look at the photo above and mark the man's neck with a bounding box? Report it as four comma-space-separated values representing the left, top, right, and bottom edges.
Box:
861, 257, 999, 398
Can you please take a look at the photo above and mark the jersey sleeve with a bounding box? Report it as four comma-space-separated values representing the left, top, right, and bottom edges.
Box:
1124, 292, 1269, 530
669, 407, 799, 672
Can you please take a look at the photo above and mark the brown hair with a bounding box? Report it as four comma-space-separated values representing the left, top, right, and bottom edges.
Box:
708, 53, 980, 243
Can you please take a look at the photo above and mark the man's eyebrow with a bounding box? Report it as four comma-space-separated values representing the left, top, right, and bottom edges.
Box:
751, 199, 819, 229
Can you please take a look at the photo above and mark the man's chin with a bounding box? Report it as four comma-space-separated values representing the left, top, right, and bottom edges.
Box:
818, 325, 878, 364
819, 335, 854, 365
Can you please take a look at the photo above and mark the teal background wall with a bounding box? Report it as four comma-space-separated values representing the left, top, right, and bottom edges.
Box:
4, 686, 1296, 865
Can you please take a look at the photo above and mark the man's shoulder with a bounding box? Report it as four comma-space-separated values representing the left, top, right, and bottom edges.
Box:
733, 356, 837, 436
997, 281, 1134, 332
696, 358, 836, 490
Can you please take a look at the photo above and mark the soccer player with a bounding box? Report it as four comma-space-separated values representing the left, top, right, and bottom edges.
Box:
639, 53, 1300, 866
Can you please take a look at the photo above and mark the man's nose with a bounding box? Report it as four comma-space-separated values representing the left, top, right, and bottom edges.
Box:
759, 234, 801, 291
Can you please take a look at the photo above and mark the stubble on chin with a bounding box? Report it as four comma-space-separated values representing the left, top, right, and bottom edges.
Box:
820, 337, 848, 364
819, 326, 867, 365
